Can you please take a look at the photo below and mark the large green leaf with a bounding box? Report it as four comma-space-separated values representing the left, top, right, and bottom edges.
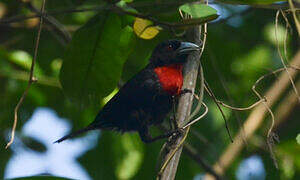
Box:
60, 13, 135, 104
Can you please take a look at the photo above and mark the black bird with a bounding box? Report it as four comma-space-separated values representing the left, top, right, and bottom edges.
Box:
55, 40, 199, 143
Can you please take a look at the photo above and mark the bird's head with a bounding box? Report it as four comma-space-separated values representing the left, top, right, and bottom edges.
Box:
150, 40, 200, 66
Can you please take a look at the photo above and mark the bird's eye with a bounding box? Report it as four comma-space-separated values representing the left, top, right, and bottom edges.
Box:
167, 44, 173, 51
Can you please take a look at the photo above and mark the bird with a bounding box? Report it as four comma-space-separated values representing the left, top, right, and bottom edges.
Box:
55, 40, 200, 143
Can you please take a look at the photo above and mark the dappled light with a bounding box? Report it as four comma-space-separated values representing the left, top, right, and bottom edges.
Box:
0, 0, 299, 179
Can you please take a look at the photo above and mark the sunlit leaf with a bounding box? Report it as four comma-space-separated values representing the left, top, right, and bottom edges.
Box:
133, 18, 161, 39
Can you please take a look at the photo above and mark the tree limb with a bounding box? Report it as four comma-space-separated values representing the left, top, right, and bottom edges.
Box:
158, 26, 203, 180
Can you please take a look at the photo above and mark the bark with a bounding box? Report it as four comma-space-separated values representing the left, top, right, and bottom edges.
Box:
158, 26, 202, 180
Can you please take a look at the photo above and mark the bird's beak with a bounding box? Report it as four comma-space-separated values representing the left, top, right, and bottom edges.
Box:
177, 42, 200, 54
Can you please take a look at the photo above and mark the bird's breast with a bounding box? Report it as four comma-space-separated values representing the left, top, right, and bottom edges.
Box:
154, 64, 183, 95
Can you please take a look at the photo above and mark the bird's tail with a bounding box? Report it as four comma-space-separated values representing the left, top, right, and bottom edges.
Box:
54, 125, 96, 143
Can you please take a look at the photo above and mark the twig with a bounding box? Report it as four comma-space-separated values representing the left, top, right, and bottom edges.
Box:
216, 99, 266, 111
253, 66, 300, 86
204, 81, 233, 142
182, 102, 208, 129
206, 45, 248, 148
288, 0, 300, 36
275, 11, 300, 103
252, 74, 278, 168
5, 0, 46, 149
194, 93, 265, 111
250, 11, 300, 165
204, 50, 300, 179
1, 4, 217, 29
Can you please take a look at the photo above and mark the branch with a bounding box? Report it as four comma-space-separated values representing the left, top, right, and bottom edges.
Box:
5, 0, 46, 149
204, 50, 300, 179
158, 26, 203, 179
0, 4, 216, 29
158, 125, 221, 179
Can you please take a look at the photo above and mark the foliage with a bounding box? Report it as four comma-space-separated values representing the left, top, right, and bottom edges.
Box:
0, 0, 299, 179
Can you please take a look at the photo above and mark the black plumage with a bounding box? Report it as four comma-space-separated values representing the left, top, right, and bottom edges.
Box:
55, 40, 199, 143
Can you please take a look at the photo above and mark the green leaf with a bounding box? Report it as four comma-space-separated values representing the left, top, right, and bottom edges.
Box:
60, 13, 135, 104
179, 4, 218, 19
297, 134, 300, 144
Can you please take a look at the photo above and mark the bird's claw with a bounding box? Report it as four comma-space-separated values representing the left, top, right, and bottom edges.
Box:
167, 128, 184, 144
171, 128, 184, 138
180, 89, 193, 96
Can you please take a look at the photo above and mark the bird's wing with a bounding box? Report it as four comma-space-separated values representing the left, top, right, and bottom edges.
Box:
91, 65, 162, 129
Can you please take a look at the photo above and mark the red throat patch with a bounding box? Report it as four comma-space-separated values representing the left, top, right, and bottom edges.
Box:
154, 64, 183, 95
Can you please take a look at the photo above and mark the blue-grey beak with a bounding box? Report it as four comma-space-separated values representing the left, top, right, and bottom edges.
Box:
177, 42, 200, 54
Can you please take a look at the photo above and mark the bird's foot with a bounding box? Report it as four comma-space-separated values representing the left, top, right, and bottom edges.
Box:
168, 128, 184, 144
179, 89, 193, 96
